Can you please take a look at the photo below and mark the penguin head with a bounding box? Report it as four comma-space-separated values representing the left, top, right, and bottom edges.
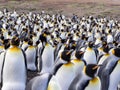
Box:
88, 41, 94, 48
75, 51, 84, 59
28, 39, 33, 46
103, 45, 109, 53
113, 41, 118, 47
36, 40, 40, 46
10, 36, 20, 46
64, 44, 71, 50
85, 64, 100, 78
102, 41, 107, 46
71, 40, 77, 50
53, 40, 58, 47
61, 50, 73, 62
112, 48, 120, 57
39, 33, 47, 45
3, 39, 10, 49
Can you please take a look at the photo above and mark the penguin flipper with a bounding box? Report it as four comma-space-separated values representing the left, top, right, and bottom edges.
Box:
69, 74, 89, 90
101, 69, 109, 90
26, 73, 52, 90
69, 74, 80, 90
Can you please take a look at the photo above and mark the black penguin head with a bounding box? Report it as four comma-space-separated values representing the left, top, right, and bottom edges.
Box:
3, 39, 10, 49
113, 41, 118, 47
28, 40, 33, 46
103, 45, 109, 53
102, 41, 107, 46
64, 44, 71, 50
23, 37, 28, 42
88, 41, 94, 48
75, 51, 84, 59
61, 50, 73, 62
85, 64, 100, 78
39, 33, 47, 43
11, 37, 20, 46
112, 48, 120, 57
36, 40, 40, 46
53, 40, 58, 47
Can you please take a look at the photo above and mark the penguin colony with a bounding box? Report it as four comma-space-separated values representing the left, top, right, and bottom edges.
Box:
0, 9, 120, 90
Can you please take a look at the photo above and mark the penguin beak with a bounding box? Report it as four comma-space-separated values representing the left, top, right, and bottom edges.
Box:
79, 51, 84, 55
92, 64, 102, 70
66, 49, 73, 55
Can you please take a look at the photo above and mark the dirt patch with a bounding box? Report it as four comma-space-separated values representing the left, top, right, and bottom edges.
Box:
0, 0, 119, 19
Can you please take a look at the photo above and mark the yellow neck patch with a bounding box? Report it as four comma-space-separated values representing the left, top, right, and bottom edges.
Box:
0, 46, 4, 49
72, 59, 82, 63
29, 46, 34, 49
105, 53, 109, 56
64, 62, 73, 67
87, 47, 92, 51
118, 60, 120, 64
9, 46, 21, 52
90, 77, 99, 84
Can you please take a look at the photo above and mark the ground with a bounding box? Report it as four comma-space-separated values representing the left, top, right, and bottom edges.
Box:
0, 0, 120, 20
0, 0, 120, 89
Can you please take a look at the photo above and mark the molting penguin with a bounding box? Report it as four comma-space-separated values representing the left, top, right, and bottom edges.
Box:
25, 40, 37, 71
1, 37, 27, 90
69, 64, 101, 90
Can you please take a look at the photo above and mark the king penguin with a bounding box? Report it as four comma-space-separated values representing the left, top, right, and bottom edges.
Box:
40, 39, 54, 74
25, 39, 37, 71
54, 50, 76, 90
1, 37, 27, 90
69, 64, 101, 90
47, 75, 62, 90
97, 45, 110, 64
52, 49, 73, 75
26, 73, 52, 90
98, 48, 120, 90
0, 39, 10, 84
83, 41, 97, 64
71, 50, 85, 75
108, 59, 120, 90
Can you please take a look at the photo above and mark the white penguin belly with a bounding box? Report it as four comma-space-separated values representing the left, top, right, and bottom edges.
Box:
55, 63, 75, 90
26, 47, 36, 71
2, 49, 26, 90
41, 46, 54, 74
109, 60, 120, 90
84, 50, 97, 64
